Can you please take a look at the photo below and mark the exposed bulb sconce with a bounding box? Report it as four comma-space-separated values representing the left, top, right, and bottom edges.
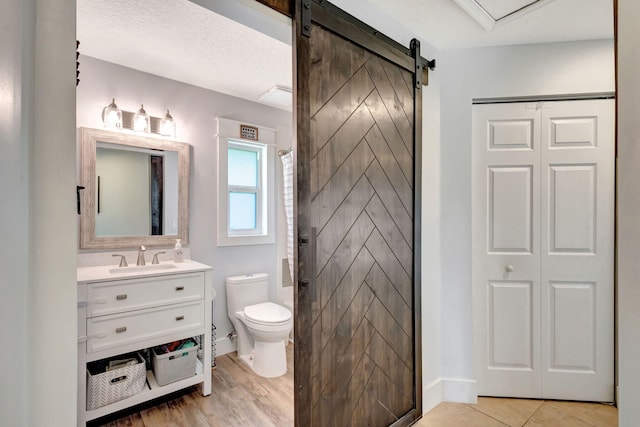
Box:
159, 109, 176, 137
102, 98, 122, 129
133, 104, 150, 133
102, 101, 178, 136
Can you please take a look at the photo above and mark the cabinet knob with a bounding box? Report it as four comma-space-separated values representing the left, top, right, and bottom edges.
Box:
176, 315, 185, 321
116, 294, 128, 300
175, 286, 184, 291
505, 265, 515, 273
115, 327, 127, 334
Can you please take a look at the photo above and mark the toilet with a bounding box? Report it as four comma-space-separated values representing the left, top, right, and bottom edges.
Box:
226, 273, 293, 378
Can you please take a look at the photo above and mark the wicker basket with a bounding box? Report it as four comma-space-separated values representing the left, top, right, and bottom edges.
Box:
86, 352, 146, 410
152, 340, 199, 386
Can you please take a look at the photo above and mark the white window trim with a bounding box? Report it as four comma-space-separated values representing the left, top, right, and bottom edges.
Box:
217, 118, 275, 246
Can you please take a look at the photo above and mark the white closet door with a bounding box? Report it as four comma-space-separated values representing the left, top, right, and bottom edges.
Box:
472, 102, 542, 398
472, 99, 614, 401
540, 99, 614, 401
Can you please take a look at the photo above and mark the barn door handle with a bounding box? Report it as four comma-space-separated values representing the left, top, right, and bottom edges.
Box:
299, 227, 317, 302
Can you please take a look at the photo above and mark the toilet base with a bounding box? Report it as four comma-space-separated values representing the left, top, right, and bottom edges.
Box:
238, 339, 287, 378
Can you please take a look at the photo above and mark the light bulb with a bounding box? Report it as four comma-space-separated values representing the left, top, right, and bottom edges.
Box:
133, 104, 150, 133
160, 109, 176, 137
102, 98, 122, 129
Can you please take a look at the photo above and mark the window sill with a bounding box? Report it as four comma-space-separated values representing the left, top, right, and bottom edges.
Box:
217, 233, 275, 247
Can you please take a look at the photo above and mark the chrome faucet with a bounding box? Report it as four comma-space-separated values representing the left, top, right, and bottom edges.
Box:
152, 251, 166, 265
112, 254, 128, 267
136, 245, 146, 266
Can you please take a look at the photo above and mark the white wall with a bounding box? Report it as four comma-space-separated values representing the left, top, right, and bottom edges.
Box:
31, 0, 79, 425
2, 2, 78, 425
438, 40, 615, 398
421, 43, 443, 412
616, 1, 640, 424
76, 56, 293, 354
0, 1, 33, 424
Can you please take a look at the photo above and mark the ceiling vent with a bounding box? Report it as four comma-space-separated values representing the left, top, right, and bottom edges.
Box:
259, 85, 292, 111
454, 0, 557, 31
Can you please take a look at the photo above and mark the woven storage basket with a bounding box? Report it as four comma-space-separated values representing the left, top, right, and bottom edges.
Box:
153, 341, 199, 386
86, 352, 146, 410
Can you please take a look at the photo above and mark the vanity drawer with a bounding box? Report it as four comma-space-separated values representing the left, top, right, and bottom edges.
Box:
86, 300, 203, 353
87, 272, 203, 317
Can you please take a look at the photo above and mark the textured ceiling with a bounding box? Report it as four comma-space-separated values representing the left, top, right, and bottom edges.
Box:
77, 0, 293, 110
77, 0, 613, 107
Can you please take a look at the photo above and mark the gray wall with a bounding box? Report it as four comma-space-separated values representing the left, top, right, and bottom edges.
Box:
76, 56, 293, 352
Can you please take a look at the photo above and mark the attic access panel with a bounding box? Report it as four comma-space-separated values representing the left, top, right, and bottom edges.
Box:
454, 0, 557, 30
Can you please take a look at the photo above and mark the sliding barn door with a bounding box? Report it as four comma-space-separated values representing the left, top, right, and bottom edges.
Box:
295, 1, 430, 426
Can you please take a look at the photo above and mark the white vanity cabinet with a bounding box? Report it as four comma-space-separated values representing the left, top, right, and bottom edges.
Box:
77, 261, 213, 426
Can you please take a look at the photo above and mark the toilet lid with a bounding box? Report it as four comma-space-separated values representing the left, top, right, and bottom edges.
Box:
244, 302, 292, 324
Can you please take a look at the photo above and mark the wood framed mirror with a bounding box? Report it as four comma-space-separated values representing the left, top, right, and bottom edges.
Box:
79, 127, 190, 249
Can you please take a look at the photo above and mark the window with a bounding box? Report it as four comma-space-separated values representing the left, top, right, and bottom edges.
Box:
217, 118, 275, 246
228, 143, 262, 235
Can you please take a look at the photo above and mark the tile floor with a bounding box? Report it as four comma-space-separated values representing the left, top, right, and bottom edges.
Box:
415, 397, 617, 427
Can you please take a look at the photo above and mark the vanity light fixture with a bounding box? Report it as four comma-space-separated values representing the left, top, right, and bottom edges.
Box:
159, 109, 176, 137
133, 104, 150, 133
102, 98, 122, 129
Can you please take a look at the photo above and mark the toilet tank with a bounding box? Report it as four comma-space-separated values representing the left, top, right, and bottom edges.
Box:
226, 273, 269, 315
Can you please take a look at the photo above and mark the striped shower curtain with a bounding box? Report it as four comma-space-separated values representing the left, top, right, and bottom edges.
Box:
280, 150, 294, 286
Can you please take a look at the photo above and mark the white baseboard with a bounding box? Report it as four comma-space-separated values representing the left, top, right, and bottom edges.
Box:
422, 377, 477, 415
423, 379, 444, 413
422, 378, 478, 414
215, 336, 236, 356
442, 377, 477, 404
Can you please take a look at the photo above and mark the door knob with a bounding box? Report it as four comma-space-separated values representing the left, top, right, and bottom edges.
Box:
505, 265, 515, 272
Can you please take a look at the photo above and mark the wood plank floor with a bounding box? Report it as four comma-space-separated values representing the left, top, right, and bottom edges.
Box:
89, 344, 294, 427
90, 345, 617, 426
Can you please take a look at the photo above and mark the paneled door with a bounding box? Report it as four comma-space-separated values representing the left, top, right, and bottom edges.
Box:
294, 1, 431, 425
472, 99, 614, 401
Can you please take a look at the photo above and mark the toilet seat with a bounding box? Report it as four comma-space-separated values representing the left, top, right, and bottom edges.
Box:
243, 302, 292, 326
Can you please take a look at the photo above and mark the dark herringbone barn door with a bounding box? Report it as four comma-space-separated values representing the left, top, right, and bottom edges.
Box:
308, 30, 415, 427
295, 2, 429, 425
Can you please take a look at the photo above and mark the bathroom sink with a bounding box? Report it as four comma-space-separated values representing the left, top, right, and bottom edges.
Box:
108, 263, 178, 274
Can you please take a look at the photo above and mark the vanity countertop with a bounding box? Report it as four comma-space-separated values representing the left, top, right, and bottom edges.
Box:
77, 259, 213, 283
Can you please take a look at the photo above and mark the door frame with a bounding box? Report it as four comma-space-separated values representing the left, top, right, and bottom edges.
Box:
290, 1, 434, 425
